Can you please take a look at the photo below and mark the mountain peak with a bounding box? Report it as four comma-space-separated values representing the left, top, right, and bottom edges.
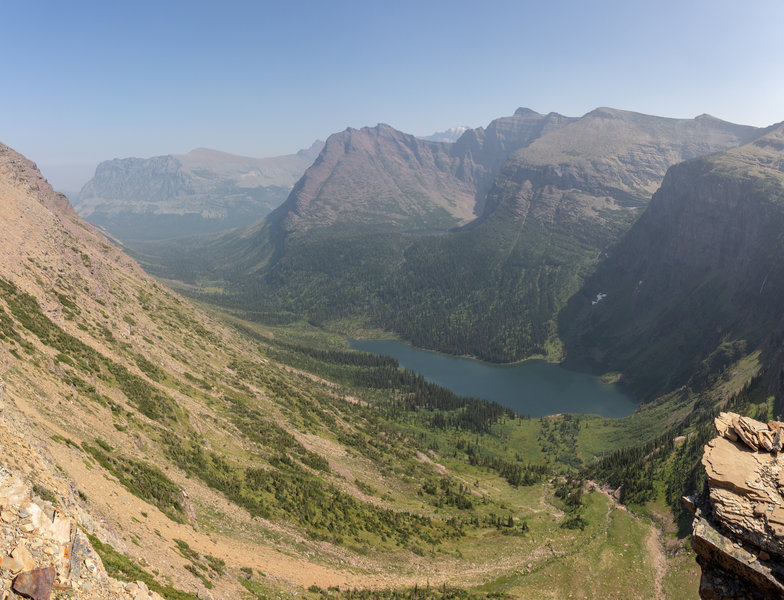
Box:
419, 126, 470, 144
281, 121, 481, 231
185, 146, 217, 154
584, 107, 624, 119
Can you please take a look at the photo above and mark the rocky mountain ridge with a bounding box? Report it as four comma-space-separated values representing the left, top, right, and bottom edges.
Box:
483, 108, 759, 217
277, 124, 478, 233
273, 108, 572, 236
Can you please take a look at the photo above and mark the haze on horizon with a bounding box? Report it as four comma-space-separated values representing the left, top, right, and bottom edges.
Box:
1, 0, 783, 192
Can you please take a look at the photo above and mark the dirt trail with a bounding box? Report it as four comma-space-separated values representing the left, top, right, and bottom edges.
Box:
645, 525, 667, 599
586, 480, 626, 511
587, 481, 667, 597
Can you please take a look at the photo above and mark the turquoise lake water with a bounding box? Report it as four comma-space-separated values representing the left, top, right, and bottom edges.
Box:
348, 339, 636, 418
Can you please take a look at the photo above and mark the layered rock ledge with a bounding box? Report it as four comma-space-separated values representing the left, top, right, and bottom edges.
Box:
690, 412, 784, 599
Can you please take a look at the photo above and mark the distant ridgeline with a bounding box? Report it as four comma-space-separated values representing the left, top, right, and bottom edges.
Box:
74, 142, 323, 240
131, 109, 784, 403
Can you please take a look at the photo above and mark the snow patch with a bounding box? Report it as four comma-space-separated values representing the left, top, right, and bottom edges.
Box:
592, 292, 607, 306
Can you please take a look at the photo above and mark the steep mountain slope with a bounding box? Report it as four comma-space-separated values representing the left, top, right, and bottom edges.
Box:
561, 123, 784, 397
141, 108, 761, 365
276, 124, 476, 232
0, 141, 710, 598
272, 108, 574, 235
0, 142, 478, 597
386, 109, 761, 360
75, 142, 323, 240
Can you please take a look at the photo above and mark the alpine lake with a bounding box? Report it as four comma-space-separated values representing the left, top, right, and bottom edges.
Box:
348, 339, 636, 418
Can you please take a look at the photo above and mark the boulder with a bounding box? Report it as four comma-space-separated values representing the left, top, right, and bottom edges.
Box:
12, 566, 55, 600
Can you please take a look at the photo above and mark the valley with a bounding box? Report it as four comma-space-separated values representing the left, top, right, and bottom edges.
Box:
128, 108, 761, 366
7, 3, 784, 598
1, 105, 783, 600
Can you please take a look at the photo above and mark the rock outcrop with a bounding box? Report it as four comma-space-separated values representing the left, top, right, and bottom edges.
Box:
0, 467, 164, 600
690, 412, 784, 599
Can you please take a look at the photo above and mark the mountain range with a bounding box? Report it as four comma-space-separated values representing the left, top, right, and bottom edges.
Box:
135, 107, 761, 372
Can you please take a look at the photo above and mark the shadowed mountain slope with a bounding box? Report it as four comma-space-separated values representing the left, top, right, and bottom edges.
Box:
561, 123, 784, 397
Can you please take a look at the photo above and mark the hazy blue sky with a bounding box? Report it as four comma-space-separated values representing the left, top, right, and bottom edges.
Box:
2, 0, 783, 191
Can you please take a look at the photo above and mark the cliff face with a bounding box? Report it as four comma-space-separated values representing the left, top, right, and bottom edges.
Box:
561, 124, 784, 396
75, 142, 322, 240
278, 123, 479, 233
448, 108, 575, 213
691, 412, 784, 599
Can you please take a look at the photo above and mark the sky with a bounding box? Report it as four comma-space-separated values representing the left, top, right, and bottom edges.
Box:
2, 0, 783, 191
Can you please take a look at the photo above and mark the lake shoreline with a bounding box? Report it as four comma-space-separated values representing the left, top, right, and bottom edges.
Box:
346, 335, 561, 367
347, 338, 638, 419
